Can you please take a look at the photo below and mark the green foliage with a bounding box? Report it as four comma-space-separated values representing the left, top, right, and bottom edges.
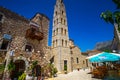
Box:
32, 60, 38, 66
64, 64, 67, 71
101, 10, 114, 24
113, 11, 120, 24
44, 63, 58, 77
0, 64, 5, 73
8, 60, 15, 72
26, 60, 38, 77
112, 0, 120, 9
18, 73, 26, 80
48, 63, 58, 75
104, 49, 112, 53
51, 67, 58, 76
100, 0, 120, 32
29, 60, 38, 70
100, 10, 120, 25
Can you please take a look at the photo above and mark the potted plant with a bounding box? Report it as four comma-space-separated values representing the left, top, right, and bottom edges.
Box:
18, 72, 26, 80
7, 60, 15, 79
52, 67, 57, 77
64, 64, 67, 74
0, 64, 5, 79
7, 60, 15, 72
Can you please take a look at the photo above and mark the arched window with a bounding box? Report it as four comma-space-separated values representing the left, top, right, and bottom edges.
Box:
62, 11, 64, 15
53, 30, 55, 36
65, 40, 67, 46
76, 58, 79, 63
83, 61, 85, 64
1, 34, 12, 50
61, 18, 63, 24
56, 28, 58, 35
62, 39, 64, 46
64, 19, 66, 25
25, 45, 32, 52
64, 29, 67, 35
0, 39, 9, 50
56, 40, 58, 46
57, 19, 58, 24
61, 0, 63, 3
55, 11, 57, 16
61, 28, 63, 35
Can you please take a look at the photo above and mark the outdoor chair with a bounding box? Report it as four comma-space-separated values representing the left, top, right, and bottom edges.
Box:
92, 69, 104, 79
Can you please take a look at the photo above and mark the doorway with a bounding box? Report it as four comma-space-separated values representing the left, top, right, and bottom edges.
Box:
64, 60, 67, 71
11, 60, 25, 79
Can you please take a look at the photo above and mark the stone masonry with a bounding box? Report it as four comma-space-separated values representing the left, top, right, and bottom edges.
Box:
0, 6, 50, 79
0, 0, 88, 79
51, 0, 88, 73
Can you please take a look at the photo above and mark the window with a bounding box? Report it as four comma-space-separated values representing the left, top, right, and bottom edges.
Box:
0, 34, 12, 50
0, 40, 9, 50
56, 40, 57, 46
64, 19, 66, 25
65, 40, 67, 46
57, 19, 58, 24
0, 14, 3, 21
56, 28, 58, 35
62, 39, 64, 46
62, 11, 64, 15
64, 60, 67, 71
65, 29, 67, 35
61, 18, 63, 24
70, 51, 73, 54
55, 11, 57, 16
61, 0, 63, 3
61, 28, 63, 35
83, 61, 85, 64
77, 58, 79, 64
53, 30, 55, 36
25, 45, 32, 52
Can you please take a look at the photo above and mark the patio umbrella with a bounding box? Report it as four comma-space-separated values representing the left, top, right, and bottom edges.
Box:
86, 52, 120, 63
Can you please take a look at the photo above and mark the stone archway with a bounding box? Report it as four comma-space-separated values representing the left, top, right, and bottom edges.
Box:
11, 57, 29, 79
11, 60, 25, 79
13, 56, 29, 70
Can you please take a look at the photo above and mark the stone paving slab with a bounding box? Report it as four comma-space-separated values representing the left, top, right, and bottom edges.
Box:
46, 69, 101, 80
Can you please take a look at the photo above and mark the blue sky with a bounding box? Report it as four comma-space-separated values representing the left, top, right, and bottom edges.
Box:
0, 0, 116, 52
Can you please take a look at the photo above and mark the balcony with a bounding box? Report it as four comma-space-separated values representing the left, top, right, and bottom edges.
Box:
25, 28, 44, 41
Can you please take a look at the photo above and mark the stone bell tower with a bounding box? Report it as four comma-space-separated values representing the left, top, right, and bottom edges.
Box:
52, 0, 71, 73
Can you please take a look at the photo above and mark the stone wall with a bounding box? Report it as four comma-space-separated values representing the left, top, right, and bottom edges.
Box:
0, 7, 50, 67
71, 46, 87, 70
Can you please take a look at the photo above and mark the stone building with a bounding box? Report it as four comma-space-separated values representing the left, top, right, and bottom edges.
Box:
69, 39, 88, 70
51, 0, 88, 73
0, 0, 88, 79
0, 7, 50, 79
82, 50, 102, 67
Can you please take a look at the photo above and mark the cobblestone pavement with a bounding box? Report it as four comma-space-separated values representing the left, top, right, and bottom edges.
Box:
46, 69, 102, 80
